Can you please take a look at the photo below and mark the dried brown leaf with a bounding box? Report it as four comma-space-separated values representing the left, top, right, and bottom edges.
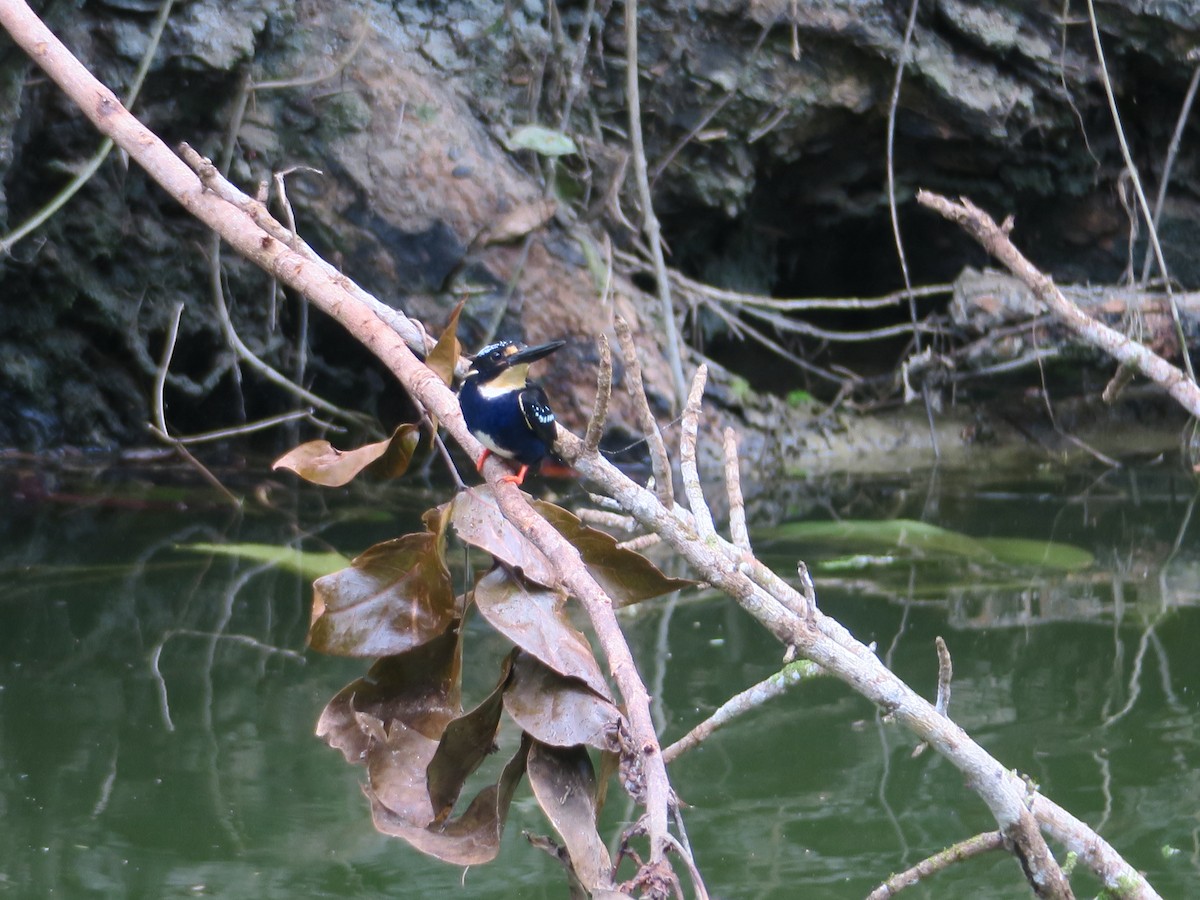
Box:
527, 741, 614, 892
315, 624, 463, 763
426, 299, 466, 388
504, 652, 623, 751
474, 568, 612, 701
309, 533, 456, 657
449, 487, 557, 586
368, 732, 531, 866
426, 652, 515, 822
534, 501, 695, 605
272, 424, 422, 487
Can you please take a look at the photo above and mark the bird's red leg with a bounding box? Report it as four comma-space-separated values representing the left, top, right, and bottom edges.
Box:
475, 448, 493, 472
500, 464, 529, 485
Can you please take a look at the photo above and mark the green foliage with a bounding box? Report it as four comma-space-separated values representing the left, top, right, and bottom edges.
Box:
505, 124, 578, 157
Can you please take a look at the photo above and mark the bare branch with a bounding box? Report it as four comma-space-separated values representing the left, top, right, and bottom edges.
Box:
722, 428, 750, 552
679, 365, 715, 539
623, 0, 687, 409
583, 333, 612, 455
663, 658, 823, 763
1084, 0, 1194, 382
918, 190, 1200, 421
866, 831, 1006, 900
613, 315, 674, 508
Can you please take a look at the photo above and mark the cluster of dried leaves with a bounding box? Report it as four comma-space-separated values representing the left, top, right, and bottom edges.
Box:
276, 418, 691, 892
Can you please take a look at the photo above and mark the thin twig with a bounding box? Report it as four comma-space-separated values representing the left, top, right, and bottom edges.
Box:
623, 0, 687, 409
886, 0, 921, 347
1085, 0, 1194, 383
1140, 63, 1200, 285
865, 831, 1006, 900
614, 315, 674, 508
913, 635, 954, 758
206, 232, 369, 429
148, 302, 242, 507
174, 409, 317, 445
722, 428, 750, 551
679, 365, 714, 539
583, 333, 613, 454
663, 658, 823, 762
252, 20, 369, 91
634, 254, 954, 312
933, 635, 952, 717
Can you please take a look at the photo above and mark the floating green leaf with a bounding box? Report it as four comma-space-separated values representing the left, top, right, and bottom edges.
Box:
177, 541, 349, 580
976, 537, 1094, 571
309, 533, 456, 657
534, 501, 696, 605
473, 567, 612, 700
506, 124, 578, 157
766, 518, 1093, 572
765, 518, 994, 560
273, 423, 422, 486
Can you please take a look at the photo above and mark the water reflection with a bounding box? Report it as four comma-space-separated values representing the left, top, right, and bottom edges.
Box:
1, 463, 1199, 897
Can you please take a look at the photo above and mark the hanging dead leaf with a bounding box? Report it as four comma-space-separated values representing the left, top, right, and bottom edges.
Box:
504, 652, 623, 751
316, 624, 463, 762
368, 731, 531, 866
527, 741, 614, 893
473, 567, 611, 701
272, 423, 423, 486
309, 533, 456, 657
449, 487, 557, 586
426, 299, 466, 388
534, 501, 696, 606
426, 652, 515, 822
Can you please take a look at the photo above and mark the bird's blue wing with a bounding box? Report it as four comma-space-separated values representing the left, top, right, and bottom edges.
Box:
518, 383, 558, 449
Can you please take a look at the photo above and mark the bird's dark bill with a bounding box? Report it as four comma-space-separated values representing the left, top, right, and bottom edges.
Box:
508, 340, 565, 366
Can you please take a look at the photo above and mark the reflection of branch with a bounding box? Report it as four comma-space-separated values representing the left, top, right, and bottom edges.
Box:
866, 831, 1006, 900
1, 7, 1157, 895
149, 301, 241, 507
919, 191, 1200, 421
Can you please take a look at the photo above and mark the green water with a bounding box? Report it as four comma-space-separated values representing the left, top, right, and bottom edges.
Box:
2, 464, 1199, 898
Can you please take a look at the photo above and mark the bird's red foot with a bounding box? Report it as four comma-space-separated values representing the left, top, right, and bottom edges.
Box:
500, 465, 530, 485
475, 448, 493, 472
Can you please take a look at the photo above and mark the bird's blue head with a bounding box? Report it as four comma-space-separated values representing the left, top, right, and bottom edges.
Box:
467, 339, 565, 383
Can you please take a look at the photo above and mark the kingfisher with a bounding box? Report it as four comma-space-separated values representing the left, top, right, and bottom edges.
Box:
458, 339, 566, 485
